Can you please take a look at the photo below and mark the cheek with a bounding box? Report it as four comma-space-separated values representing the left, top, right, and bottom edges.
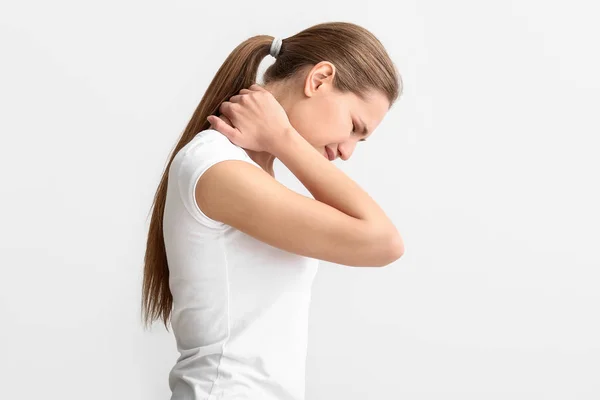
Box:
288, 99, 349, 144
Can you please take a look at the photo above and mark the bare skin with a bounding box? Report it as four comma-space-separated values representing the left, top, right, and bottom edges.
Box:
204, 82, 404, 265
212, 62, 390, 177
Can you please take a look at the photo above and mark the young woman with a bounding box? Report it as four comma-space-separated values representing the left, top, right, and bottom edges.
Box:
142, 21, 405, 400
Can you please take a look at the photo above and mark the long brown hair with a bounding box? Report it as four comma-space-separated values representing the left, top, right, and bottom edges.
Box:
141, 21, 403, 330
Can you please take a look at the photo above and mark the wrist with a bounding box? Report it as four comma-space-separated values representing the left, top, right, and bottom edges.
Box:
269, 125, 299, 157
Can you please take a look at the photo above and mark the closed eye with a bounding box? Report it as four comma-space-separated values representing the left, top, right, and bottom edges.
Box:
353, 123, 367, 142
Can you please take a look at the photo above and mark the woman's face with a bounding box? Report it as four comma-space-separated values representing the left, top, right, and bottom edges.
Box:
281, 62, 390, 161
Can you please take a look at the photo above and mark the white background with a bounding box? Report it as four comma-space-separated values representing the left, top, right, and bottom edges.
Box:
1, 0, 599, 399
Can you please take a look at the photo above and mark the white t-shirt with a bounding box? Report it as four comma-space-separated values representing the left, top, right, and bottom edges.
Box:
163, 128, 319, 400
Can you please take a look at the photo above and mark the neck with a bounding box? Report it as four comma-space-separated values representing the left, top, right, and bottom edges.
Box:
244, 150, 276, 177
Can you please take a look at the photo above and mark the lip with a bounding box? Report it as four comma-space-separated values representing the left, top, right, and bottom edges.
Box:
325, 147, 335, 161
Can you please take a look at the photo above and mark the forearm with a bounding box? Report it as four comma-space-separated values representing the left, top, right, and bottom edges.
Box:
273, 127, 399, 236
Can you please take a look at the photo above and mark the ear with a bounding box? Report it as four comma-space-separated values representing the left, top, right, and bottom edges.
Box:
303, 61, 336, 97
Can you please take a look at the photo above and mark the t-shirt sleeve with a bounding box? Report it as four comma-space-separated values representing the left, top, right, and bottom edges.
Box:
172, 129, 258, 229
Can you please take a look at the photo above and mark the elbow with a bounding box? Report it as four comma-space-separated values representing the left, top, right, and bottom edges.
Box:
364, 224, 405, 267
383, 232, 405, 266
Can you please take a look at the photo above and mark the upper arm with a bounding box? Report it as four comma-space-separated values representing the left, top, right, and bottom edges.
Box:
195, 160, 403, 267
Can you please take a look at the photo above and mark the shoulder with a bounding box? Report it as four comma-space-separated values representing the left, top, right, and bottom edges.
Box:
171, 129, 250, 169
186, 129, 241, 154
169, 129, 260, 227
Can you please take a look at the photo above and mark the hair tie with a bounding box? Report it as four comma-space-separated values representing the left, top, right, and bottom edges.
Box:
270, 37, 283, 58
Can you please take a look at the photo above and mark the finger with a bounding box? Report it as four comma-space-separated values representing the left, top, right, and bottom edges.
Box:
219, 103, 242, 127
211, 113, 233, 126
219, 113, 233, 126
239, 88, 252, 95
229, 94, 246, 103
207, 115, 237, 138
219, 101, 235, 117
249, 83, 266, 92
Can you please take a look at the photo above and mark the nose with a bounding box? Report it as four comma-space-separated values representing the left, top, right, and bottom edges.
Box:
337, 141, 357, 161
